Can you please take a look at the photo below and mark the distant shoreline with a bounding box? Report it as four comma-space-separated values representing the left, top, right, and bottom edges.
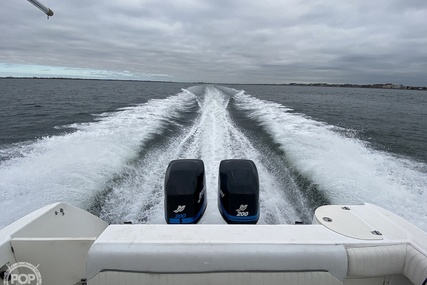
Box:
1, 76, 426, 91
286, 82, 427, 91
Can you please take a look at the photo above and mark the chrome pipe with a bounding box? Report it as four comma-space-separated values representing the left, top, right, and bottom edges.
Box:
27, 0, 54, 17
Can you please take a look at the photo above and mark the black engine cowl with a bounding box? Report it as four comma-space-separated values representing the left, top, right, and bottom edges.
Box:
164, 159, 207, 224
218, 159, 260, 224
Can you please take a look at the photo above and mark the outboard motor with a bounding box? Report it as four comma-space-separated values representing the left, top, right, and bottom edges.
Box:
218, 159, 260, 224
164, 159, 207, 224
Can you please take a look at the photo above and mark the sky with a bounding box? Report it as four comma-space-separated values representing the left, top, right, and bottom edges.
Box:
0, 0, 426, 85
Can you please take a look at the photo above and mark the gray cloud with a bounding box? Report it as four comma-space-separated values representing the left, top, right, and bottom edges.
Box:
0, 0, 426, 85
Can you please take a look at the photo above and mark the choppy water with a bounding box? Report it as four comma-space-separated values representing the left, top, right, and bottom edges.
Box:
0, 79, 426, 231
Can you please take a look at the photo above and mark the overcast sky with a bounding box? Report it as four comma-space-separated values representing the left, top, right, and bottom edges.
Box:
1, 0, 426, 85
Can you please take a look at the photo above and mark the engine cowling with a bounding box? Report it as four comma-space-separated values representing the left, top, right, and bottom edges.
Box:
218, 159, 260, 224
164, 159, 207, 224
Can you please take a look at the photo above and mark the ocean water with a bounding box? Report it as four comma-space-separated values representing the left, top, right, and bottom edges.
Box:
0, 79, 426, 230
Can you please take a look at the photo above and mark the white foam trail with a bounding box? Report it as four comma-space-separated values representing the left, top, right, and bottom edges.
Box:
0, 90, 197, 229
234, 91, 427, 231
175, 86, 301, 224
99, 144, 181, 224
104, 86, 302, 224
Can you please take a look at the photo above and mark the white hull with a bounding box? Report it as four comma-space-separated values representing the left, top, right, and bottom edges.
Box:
1, 202, 426, 285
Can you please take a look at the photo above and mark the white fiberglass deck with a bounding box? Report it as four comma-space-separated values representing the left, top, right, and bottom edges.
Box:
0, 203, 426, 285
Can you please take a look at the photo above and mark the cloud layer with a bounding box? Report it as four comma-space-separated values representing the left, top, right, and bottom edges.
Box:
1, 0, 426, 84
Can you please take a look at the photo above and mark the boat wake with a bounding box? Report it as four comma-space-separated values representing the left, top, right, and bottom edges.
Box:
94, 86, 304, 224
233, 89, 427, 231
0, 85, 426, 231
